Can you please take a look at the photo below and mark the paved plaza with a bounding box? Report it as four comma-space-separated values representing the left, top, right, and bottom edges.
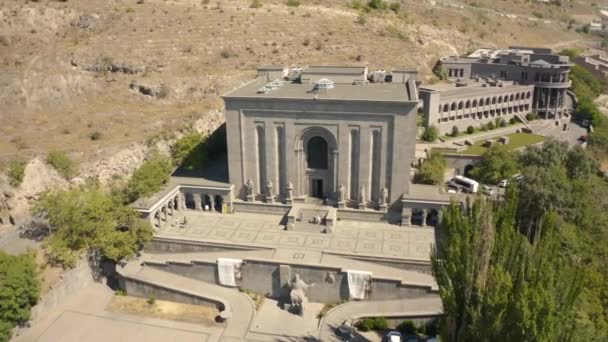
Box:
158, 211, 437, 262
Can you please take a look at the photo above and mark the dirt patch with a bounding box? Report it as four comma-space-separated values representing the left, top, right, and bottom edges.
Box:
106, 295, 222, 325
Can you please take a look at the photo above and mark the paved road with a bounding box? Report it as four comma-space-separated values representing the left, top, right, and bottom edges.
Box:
318, 296, 443, 342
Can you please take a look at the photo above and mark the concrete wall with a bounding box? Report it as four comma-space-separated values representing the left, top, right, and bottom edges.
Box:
120, 273, 224, 310
232, 201, 291, 215
145, 258, 435, 304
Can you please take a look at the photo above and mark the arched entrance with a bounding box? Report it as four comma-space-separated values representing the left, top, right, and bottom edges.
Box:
295, 127, 338, 199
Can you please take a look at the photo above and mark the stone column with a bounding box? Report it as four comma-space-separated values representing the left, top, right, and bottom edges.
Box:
167, 201, 174, 216
180, 193, 186, 210
332, 149, 339, 195
194, 194, 202, 211
162, 205, 168, 223
401, 207, 412, 226
421, 208, 428, 226
544, 88, 550, 119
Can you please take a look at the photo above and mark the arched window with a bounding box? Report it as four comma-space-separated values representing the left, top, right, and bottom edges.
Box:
458, 101, 464, 110
498, 96, 503, 104
307, 136, 328, 169
465, 100, 471, 108
451, 103, 457, 111
526, 91, 531, 99
492, 97, 497, 104
443, 104, 449, 112
509, 94, 514, 102
515, 93, 520, 101
472, 99, 477, 107
503, 95, 508, 103
485, 97, 490, 105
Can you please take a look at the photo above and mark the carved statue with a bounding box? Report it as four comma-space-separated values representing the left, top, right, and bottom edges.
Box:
289, 274, 312, 316
359, 185, 366, 203
266, 180, 273, 196
380, 187, 388, 205
246, 179, 255, 196
338, 184, 346, 202
286, 181, 294, 199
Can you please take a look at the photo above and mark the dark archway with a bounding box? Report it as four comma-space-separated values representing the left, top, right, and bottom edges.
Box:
307, 136, 328, 169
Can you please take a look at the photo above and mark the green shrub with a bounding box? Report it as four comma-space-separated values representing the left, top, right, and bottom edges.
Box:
397, 320, 417, 335
466, 126, 475, 134
46, 151, 74, 180
357, 13, 367, 25
171, 133, 204, 165
389, 2, 400, 12
413, 151, 447, 185
509, 117, 516, 125
0, 251, 40, 342
8, 159, 27, 187
34, 188, 153, 266
487, 121, 495, 130
350, 0, 363, 9
147, 296, 156, 305
499, 118, 507, 127
90, 131, 102, 140
124, 155, 173, 203
421, 125, 439, 142
526, 112, 538, 121
355, 316, 388, 332
451, 125, 459, 137
250, 0, 262, 8
115, 289, 126, 296
367, 0, 386, 10
285, 0, 300, 6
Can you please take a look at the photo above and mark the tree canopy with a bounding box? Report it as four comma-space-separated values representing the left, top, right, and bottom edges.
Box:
414, 151, 446, 185
469, 145, 518, 184
0, 252, 40, 341
124, 154, 173, 203
34, 188, 153, 267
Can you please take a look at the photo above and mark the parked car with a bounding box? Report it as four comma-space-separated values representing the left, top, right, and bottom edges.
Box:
512, 173, 524, 181
498, 179, 508, 188
482, 185, 495, 196
383, 331, 403, 342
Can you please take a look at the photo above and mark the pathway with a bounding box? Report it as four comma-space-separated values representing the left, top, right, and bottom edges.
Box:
120, 264, 256, 341
318, 296, 443, 342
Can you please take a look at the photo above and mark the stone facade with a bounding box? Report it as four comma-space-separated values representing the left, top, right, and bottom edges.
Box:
419, 79, 534, 135
439, 46, 572, 120
222, 66, 419, 210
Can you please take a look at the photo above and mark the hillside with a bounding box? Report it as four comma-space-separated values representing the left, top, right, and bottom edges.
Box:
0, 0, 595, 169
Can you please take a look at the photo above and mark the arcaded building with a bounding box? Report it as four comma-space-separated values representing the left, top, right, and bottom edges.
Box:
419, 79, 534, 135
439, 47, 572, 119
222, 66, 419, 209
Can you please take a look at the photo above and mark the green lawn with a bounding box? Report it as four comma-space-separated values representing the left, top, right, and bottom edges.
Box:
461, 133, 546, 156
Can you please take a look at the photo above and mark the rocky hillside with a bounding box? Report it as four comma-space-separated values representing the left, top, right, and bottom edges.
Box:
0, 0, 590, 164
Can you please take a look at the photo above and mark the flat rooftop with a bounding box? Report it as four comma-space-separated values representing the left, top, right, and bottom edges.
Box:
223, 77, 417, 102
420, 80, 532, 98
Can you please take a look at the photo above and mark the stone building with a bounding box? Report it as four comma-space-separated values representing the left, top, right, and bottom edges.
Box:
439, 47, 572, 119
419, 79, 534, 135
222, 66, 419, 210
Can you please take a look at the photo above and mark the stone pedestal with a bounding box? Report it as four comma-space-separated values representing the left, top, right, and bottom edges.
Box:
358, 202, 367, 210
266, 195, 274, 204
285, 198, 293, 206
337, 201, 346, 209
401, 207, 412, 226
246, 194, 254, 202
379, 204, 387, 212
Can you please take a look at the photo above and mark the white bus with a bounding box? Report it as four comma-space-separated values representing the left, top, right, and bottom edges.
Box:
448, 175, 479, 193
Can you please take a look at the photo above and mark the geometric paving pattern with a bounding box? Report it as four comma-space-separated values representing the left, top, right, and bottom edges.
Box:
158, 211, 437, 262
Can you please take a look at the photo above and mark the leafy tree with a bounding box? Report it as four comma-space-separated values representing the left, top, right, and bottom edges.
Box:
559, 48, 580, 59
470, 145, 518, 184
413, 151, 446, 185
432, 196, 582, 342
170, 132, 206, 167
46, 151, 74, 180
0, 252, 40, 341
433, 63, 448, 80
576, 98, 603, 126
34, 188, 153, 266
124, 155, 173, 203
421, 125, 439, 142
367, 0, 386, 10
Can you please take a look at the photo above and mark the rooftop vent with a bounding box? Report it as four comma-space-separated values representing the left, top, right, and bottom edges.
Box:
314, 78, 335, 90
257, 79, 285, 94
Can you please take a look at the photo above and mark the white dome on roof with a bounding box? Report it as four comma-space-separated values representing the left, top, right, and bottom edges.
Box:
314, 78, 335, 89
